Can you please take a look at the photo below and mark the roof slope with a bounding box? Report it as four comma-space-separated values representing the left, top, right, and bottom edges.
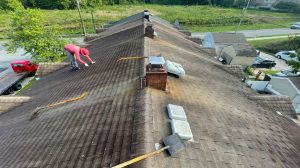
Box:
249, 95, 298, 118
132, 17, 300, 168
232, 44, 258, 57
210, 32, 257, 57
211, 32, 247, 44
0, 17, 145, 168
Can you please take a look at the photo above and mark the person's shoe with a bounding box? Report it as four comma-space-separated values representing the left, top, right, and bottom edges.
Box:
84, 63, 89, 67
91, 61, 95, 64
72, 67, 80, 70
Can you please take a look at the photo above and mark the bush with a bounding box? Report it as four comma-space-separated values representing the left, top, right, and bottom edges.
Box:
257, 36, 300, 54
0, 0, 24, 10
7, 8, 66, 62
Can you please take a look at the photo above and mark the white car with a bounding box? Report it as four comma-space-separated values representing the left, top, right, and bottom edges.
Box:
291, 22, 300, 29
275, 51, 298, 62
166, 60, 185, 78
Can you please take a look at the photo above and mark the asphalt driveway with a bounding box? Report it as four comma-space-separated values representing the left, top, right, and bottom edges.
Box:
259, 52, 292, 71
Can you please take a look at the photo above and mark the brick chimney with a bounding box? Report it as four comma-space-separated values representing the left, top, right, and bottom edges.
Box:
146, 56, 167, 91
145, 24, 155, 39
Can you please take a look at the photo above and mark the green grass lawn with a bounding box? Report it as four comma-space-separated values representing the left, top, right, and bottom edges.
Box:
248, 38, 289, 48
248, 36, 300, 54
0, 4, 300, 38
262, 69, 279, 75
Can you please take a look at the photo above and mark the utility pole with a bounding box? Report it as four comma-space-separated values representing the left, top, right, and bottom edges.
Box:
91, 10, 96, 34
75, 0, 86, 36
235, 0, 252, 33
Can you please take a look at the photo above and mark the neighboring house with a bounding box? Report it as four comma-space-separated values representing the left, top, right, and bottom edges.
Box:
248, 75, 300, 115
252, 0, 277, 7
203, 32, 257, 66
266, 76, 300, 114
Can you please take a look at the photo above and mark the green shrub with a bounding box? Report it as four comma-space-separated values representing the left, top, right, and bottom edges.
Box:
254, 37, 300, 54
0, 0, 24, 10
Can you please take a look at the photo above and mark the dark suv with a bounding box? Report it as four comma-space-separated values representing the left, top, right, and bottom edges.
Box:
251, 57, 276, 69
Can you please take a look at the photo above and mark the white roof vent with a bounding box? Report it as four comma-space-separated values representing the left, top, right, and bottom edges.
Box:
167, 104, 187, 121
170, 119, 193, 140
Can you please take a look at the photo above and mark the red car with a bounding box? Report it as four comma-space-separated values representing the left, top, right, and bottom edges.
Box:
10, 60, 38, 76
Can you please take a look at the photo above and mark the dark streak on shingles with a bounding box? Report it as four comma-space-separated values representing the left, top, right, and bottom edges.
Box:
0, 17, 145, 168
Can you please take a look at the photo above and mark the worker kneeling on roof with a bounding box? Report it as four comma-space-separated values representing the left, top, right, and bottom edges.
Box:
64, 44, 95, 70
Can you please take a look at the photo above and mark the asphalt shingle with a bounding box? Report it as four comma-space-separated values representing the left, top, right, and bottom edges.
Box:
0, 13, 300, 168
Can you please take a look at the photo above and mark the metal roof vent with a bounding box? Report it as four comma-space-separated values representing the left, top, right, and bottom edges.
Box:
167, 104, 187, 121
170, 119, 193, 140
146, 56, 167, 91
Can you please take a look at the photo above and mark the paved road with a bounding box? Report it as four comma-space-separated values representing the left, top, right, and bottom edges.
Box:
259, 52, 291, 71
192, 28, 300, 39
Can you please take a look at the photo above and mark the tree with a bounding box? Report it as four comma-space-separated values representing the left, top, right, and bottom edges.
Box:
7, 7, 66, 62
0, 0, 24, 10
273, 1, 300, 13
287, 50, 300, 73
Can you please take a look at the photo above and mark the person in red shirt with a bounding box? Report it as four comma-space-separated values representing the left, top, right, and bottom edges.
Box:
64, 44, 95, 70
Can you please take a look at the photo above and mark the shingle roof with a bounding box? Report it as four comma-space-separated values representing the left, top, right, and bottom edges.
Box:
249, 95, 297, 118
132, 17, 300, 168
232, 44, 258, 57
0, 12, 300, 168
0, 17, 145, 168
210, 33, 257, 57
211, 32, 247, 44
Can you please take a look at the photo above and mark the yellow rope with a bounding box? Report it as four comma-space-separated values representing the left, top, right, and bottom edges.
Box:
117, 56, 147, 62
112, 146, 169, 168
31, 92, 88, 118
45, 92, 87, 108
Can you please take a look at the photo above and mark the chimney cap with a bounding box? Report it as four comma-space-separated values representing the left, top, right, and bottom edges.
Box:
149, 56, 165, 65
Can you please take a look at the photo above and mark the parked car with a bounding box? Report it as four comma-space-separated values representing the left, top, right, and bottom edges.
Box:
11, 60, 38, 76
274, 70, 300, 77
275, 51, 298, 62
251, 57, 276, 69
291, 22, 300, 29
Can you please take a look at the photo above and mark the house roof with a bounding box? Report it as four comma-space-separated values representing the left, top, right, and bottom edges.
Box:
210, 33, 257, 57
0, 12, 300, 168
211, 32, 248, 44
132, 17, 300, 168
232, 44, 258, 57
